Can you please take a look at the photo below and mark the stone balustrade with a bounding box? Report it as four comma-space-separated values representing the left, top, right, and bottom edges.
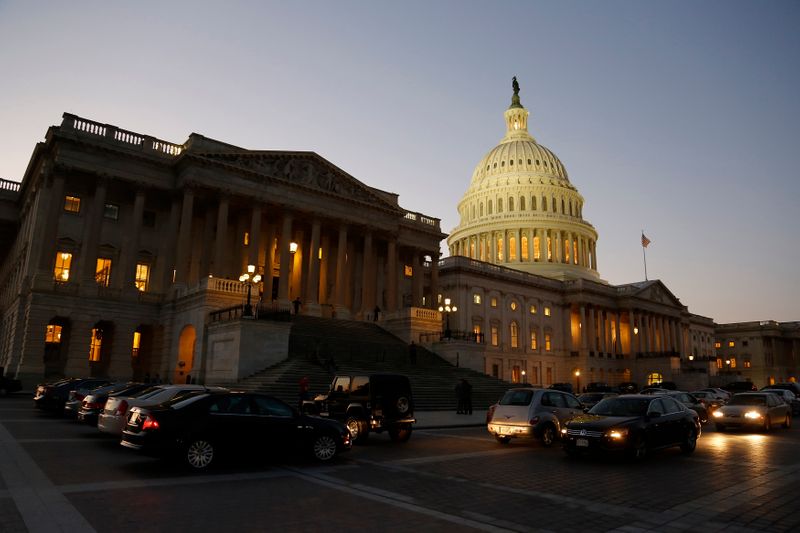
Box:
62, 113, 184, 157
403, 210, 441, 231
0, 179, 20, 192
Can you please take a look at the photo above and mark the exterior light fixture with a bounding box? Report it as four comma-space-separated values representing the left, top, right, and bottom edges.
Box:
240, 265, 262, 317
438, 297, 457, 339
289, 242, 298, 254
633, 327, 639, 335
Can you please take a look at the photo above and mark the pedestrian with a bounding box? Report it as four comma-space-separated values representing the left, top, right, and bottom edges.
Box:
292, 296, 301, 315
409, 341, 417, 365
455, 379, 464, 414
298, 375, 310, 410
463, 378, 473, 415
373, 305, 381, 321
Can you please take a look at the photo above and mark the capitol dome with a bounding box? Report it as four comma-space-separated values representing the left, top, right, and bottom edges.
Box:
448, 79, 600, 281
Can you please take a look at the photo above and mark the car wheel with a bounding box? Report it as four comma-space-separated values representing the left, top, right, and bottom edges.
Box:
680, 427, 697, 454
540, 424, 556, 447
783, 415, 791, 429
185, 438, 215, 470
388, 426, 412, 443
312, 434, 338, 461
346, 416, 368, 444
628, 436, 647, 461
495, 435, 511, 444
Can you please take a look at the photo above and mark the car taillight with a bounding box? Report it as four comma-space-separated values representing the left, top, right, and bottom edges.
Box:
116, 400, 129, 415
142, 416, 160, 430
530, 416, 540, 426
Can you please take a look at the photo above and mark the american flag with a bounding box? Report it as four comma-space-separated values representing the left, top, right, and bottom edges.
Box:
641, 233, 651, 248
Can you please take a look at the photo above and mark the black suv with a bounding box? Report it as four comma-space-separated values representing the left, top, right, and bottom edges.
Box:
313, 373, 415, 443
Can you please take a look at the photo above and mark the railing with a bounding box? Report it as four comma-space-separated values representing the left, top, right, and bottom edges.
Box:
437, 256, 564, 290
62, 113, 184, 158
403, 211, 441, 231
0, 179, 20, 192
209, 303, 292, 323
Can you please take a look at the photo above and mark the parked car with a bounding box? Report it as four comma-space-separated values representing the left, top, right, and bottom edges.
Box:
34, 378, 110, 413
121, 391, 351, 469
689, 391, 725, 413
664, 391, 709, 425
98, 384, 227, 435
761, 383, 800, 399
77, 382, 152, 425
562, 394, 701, 460
761, 389, 800, 416
63, 380, 113, 417
616, 382, 639, 394
312, 373, 415, 443
722, 381, 757, 394
549, 383, 574, 394
487, 388, 583, 447
585, 382, 614, 393
0, 367, 23, 396
577, 392, 618, 410
640, 387, 669, 395
700, 387, 732, 401
713, 392, 791, 432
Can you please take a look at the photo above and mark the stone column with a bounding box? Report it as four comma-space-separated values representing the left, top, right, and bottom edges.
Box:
360, 232, 374, 314
305, 219, 321, 309
78, 179, 108, 285
36, 174, 66, 274
386, 238, 397, 312
599, 309, 607, 354
119, 188, 146, 292
277, 214, 293, 304
614, 312, 622, 356
174, 189, 195, 284
412, 251, 424, 307
579, 305, 587, 351
248, 206, 262, 269
641, 314, 650, 353
156, 198, 181, 291
587, 306, 596, 353
430, 252, 439, 308
213, 197, 229, 278
334, 225, 349, 313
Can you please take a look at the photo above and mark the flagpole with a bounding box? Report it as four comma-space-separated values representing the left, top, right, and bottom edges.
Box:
641, 229, 648, 281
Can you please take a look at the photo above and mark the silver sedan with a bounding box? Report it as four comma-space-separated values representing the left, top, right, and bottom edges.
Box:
713, 392, 791, 432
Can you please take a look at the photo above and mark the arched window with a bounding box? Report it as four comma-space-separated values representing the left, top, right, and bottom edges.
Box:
561, 199, 565, 213
471, 205, 475, 219
496, 237, 504, 262
509, 197, 514, 212
498, 198, 503, 213
532, 196, 537, 210
510, 322, 519, 349
552, 196, 557, 213
469, 239, 476, 259
533, 236, 541, 260
569, 202, 573, 216
521, 235, 529, 261
530, 330, 538, 350
520, 196, 526, 210
509, 236, 517, 260
488, 200, 493, 214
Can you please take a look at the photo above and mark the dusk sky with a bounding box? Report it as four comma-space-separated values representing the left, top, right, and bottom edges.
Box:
1, 1, 797, 324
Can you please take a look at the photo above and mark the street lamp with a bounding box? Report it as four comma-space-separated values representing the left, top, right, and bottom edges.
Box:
521, 370, 527, 384
239, 264, 262, 317
575, 369, 581, 393
438, 297, 457, 339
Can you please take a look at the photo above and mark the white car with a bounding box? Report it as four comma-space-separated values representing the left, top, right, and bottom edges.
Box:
97, 384, 226, 435
762, 389, 800, 416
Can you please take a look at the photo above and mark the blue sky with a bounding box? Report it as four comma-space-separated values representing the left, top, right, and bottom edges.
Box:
1, 1, 798, 323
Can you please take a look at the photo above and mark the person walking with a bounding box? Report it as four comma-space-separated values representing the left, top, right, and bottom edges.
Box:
292, 297, 302, 315
298, 376, 310, 410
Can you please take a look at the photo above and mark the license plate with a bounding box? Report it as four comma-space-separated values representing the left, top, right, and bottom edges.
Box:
576, 438, 589, 447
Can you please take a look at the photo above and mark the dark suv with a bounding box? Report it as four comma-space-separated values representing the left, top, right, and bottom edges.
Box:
313, 373, 415, 443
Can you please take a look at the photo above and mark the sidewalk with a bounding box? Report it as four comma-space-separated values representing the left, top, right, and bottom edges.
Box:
415, 409, 487, 429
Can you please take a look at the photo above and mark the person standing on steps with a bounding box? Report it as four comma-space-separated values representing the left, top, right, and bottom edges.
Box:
409, 341, 417, 365
455, 379, 464, 414
292, 296, 301, 315
298, 376, 310, 410
462, 378, 473, 415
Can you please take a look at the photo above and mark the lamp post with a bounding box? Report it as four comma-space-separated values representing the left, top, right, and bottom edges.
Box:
239, 264, 262, 317
521, 370, 527, 384
575, 369, 581, 393
438, 297, 457, 339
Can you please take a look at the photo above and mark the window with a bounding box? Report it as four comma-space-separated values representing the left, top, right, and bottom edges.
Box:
716, 358, 723, 369
473, 293, 481, 304
404, 265, 413, 277
533, 236, 540, 260
521, 236, 529, 261
728, 341, 735, 347
532, 196, 537, 210
744, 359, 751, 368
542, 196, 547, 211
509, 236, 516, 260
496, 238, 504, 261
333, 376, 351, 393
509, 197, 514, 212
544, 307, 551, 317
142, 210, 156, 227
530, 330, 538, 350
520, 196, 526, 210
714, 342, 721, 349
510, 322, 519, 348
730, 358, 737, 369
351, 376, 370, 395
530, 305, 537, 314
103, 204, 119, 220
491, 326, 499, 346
490, 297, 497, 308
473, 324, 482, 343
95, 258, 112, 287
498, 199, 503, 213
547, 237, 552, 260
45, 325, 62, 343
743, 340, 749, 347
488, 200, 492, 214
243, 232, 250, 246
135, 263, 150, 291
545, 333, 552, 351
54, 252, 72, 282
647, 372, 663, 386
89, 328, 102, 362
64, 195, 81, 213
132, 331, 141, 358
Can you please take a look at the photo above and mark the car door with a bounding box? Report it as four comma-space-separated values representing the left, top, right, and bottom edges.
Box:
251, 394, 305, 454
205, 395, 259, 456
660, 396, 686, 444
326, 376, 352, 419
645, 398, 669, 446
562, 393, 584, 423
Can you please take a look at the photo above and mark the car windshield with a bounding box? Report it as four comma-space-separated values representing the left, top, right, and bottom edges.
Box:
729, 395, 766, 406
589, 397, 650, 416
500, 389, 534, 406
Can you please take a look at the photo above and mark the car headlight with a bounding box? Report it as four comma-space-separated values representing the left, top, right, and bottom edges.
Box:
605, 428, 628, 440
561, 428, 568, 435
713, 410, 724, 418
744, 411, 762, 419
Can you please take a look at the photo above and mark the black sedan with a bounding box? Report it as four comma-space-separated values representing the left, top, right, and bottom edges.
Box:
121, 391, 352, 469
562, 394, 701, 460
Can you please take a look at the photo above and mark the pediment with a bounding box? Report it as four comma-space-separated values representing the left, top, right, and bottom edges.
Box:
631, 281, 683, 308
194, 151, 400, 212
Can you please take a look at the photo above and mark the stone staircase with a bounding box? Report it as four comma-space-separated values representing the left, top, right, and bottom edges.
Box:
234, 316, 514, 410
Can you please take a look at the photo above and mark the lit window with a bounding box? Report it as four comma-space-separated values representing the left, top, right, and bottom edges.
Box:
54, 252, 72, 282
89, 328, 102, 362
544, 307, 551, 317
496, 238, 504, 262
521, 236, 529, 261
64, 195, 81, 213
510, 301, 517, 311
473, 293, 481, 304
243, 232, 250, 246
728, 341, 735, 348
45, 325, 62, 343
730, 358, 737, 369
491, 326, 499, 346
716, 358, 723, 369
404, 265, 413, 277
533, 236, 540, 260
545, 333, 552, 351
647, 372, 663, 386
530, 330, 538, 350
490, 297, 497, 308
95, 258, 112, 287
132, 331, 141, 358
473, 324, 482, 343
135, 263, 150, 291
530, 305, 537, 315
510, 322, 519, 348
103, 204, 119, 220
714, 342, 721, 349
744, 359, 751, 368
